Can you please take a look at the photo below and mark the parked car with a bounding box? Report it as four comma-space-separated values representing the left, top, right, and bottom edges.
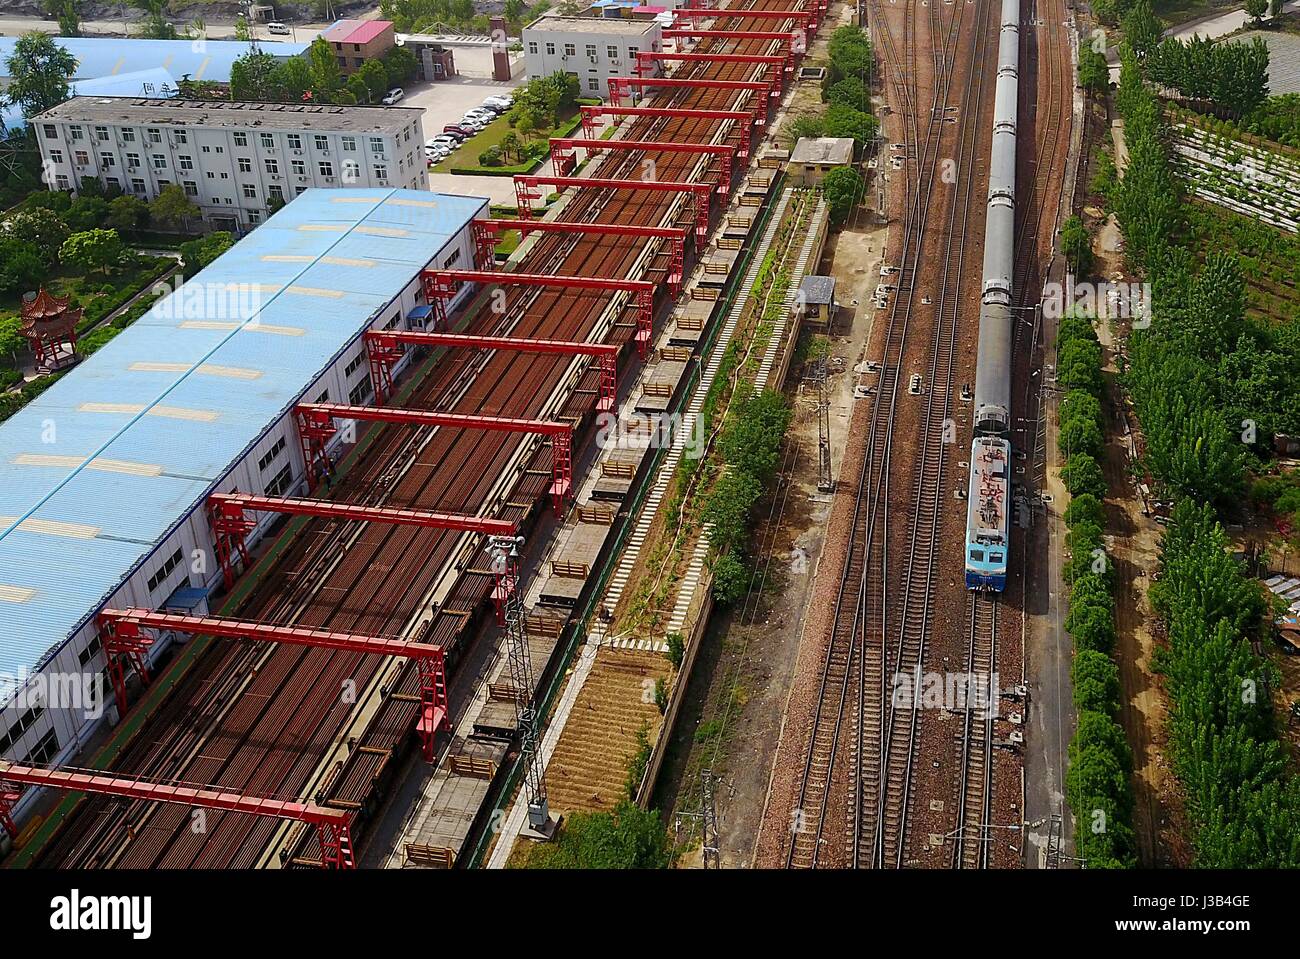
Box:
267, 21, 291, 35
381, 88, 405, 105
482, 97, 512, 112
443, 124, 473, 138
460, 114, 491, 128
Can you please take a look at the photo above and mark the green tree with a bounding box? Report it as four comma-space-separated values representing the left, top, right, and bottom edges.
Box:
6, 206, 70, 267
1078, 44, 1110, 99
825, 76, 870, 112
358, 59, 390, 102
234, 14, 251, 41
230, 50, 282, 101
105, 194, 149, 233
501, 131, 521, 162
1244, 0, 1268, 22
382, 46, 419, 87
272, 56, 314, 102
1065, 492, 1106, 529
1060, 214, 1094, 276
59, 228, 125, 275
64, 195, 108, 232
179, 231, 235, 278
0, 314, 26, 361
3, 32, 76, 118
710, 552, 750, 604
822, 165, 864, 226
1072, 648, 1121, 714
148, 183, 199, 230
306, 37, 343, 97
132, 0, 179, 39
823, 103, 878, 153
43, 0, 82, 37
0, 237, 46, 295
1122, 0, 1163, 61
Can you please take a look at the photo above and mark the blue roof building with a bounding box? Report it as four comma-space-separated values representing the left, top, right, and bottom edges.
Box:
0, 187, 486, 760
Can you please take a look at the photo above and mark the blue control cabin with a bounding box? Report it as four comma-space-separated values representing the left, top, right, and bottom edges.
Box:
965, 436, 1010, 591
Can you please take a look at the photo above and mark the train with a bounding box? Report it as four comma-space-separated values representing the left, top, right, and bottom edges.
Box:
964, 0, 1019, 592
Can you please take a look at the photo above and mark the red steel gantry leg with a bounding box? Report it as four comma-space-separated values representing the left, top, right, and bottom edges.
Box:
470, 218, 688, 294
98, 614, 155, 720
0, 760, 356, 868
421, 268, 656, 360
365, 330, 621, 414
95, 609, 453, 762
295, 403, 575, 515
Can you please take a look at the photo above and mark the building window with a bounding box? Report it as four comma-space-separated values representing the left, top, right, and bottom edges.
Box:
93, 126, 109, 142
243, 183, 257, 199
201, 145, 210, 153
175, 130, 188, 144
147, 128, 161, 143
588, 78, 599, 92
268, 184, 284, 201
234, 131, 248, 146
314, 135, 329, 151
248, 211, 260, 224
152, 154, 167, 169
77, 634, 102, 668
42, 123, 57, 138
0, 704, 44, 755
238, 157, 252, 173
442, 247, 461, 269
291, 159, 305, 176
206, 171, 215, 179
107, 177, 120, 190
342, 136, 356, 152
264, 463, 294, 497
178, 154, 194, 170
344, 353, 366, 378
264, 158, 279, 174
22, 728, 59, 767
122, 129, 136, 142
564, 43, 575, 56
146, 547, 184, 593
343, 159, 360, 179
348, 379, 373, 405
126, 153, 140, 169
545, 42, 555, 55
287, 134, 302, 150
49, 150, 63, 164
528, 41, 538, 54
131, 178, 146, 194
319, 161, 334, 177
585, 44, 597, 58
55, 175, 69, 190
607, 45, 618, 59
628, 47, 638, 60
258, 436, 288, 471
368, 137, 384, 154
74, 151, 88, 165
183, 180, 198, 197
260, 133, 275, 149
373, 164, 387, 181
69, 125, 84, 141
99, 153, 115, 168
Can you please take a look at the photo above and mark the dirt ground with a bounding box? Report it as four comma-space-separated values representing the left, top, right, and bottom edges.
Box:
654, 218, 887, 866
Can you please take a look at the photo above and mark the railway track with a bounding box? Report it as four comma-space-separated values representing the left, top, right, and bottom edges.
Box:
30, 1, 809, 869
955, 593, 997, 868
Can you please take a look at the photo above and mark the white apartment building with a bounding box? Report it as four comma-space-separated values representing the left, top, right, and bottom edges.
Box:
34, 97, 427, 232
522, 14, 663, 99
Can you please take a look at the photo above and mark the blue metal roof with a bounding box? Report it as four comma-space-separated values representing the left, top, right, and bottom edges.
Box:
71, 67, 180, 99
0, 36, 308, 84
0, 187, 487, 684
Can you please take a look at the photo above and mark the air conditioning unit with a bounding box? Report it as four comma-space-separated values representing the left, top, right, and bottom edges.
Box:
271, 174, 281, 181
612, 58, 621, 65
325, 176, 335, 183
589, 55, 597, 63
560, 54, 569, 61
293, 149, 303, 155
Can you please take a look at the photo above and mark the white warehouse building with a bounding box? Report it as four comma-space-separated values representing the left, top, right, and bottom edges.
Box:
33, 97, 428, 233
522, 13, 663, 98
0, 188, 485, 828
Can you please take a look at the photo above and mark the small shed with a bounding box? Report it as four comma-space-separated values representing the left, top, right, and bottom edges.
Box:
788, 137, 854, 186
799, 275, 836, 329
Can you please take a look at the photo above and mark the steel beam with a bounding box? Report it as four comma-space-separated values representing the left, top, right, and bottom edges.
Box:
578, 105, 757, 161
0, 760, 355, 868
548, 137, 736, 196
294, 403, 574, 514
97, 608, 452, 761
365, 329, 622, 414
513, 174, 714, 241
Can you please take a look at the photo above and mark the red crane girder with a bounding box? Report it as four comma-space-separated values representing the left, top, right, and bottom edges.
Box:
206, 491, 515, 591
365, 329, 622, 414
0, 762, 355, 868
578, 105, 757, 161
673, 7, 816, 21
605, 75, 774, 117
469, 218, 687, 294
421, 268, 657, 361
294, 402, 573, 514
661, 28, 805, 77
513, 174, 714, 241
634, 51, 787, 77
548, 137, 736, 196
96, 608, 452, 761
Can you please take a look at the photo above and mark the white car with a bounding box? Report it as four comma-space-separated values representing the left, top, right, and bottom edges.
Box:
267, 21, 291, 35
381, 88, 405, 105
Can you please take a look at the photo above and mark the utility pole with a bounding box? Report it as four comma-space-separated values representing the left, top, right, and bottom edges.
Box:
816, 353, 833, 492
487, 535, 555, 838
674, 767, 721, 867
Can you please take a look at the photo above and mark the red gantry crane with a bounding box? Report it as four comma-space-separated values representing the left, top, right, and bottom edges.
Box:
363, 330, 622, 418
0, 761, 358, 867
578, 105, 758, 160
468, 218, 688, 294
294, 402, 576, 514
605, 76, 777, 124
513, 174, 715, 240
547, 137, 738, 197
96, 608, 454, 761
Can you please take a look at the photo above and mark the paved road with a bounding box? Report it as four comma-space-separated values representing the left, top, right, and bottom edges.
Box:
1165, 1, 1300, 41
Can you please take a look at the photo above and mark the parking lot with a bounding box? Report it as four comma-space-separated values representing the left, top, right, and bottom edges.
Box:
400, 56, 529, 204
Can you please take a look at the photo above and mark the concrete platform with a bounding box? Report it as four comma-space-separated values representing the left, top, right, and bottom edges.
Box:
474, 632, 563, 735
538, 518, 607, 606
634, 357, 689, 413
393, 734, 507, 868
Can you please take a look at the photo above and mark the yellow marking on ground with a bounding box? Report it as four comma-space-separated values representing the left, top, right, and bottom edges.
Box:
0, 585, 37, 604
285, 285, 345, 298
